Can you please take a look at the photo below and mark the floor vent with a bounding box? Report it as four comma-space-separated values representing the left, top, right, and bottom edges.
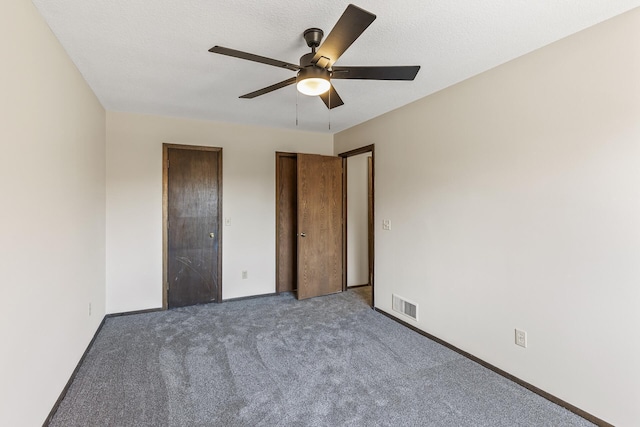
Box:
392, 294, 418, 321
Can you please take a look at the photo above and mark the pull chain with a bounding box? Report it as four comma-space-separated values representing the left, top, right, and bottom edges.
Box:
296, 89, 299, 127
328, 86, 331, 131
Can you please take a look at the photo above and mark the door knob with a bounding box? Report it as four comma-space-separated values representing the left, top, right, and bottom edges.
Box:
209, 232, 215, 238
300, 232, 306, 237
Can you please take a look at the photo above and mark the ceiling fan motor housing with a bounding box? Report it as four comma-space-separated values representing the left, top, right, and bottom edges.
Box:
297, 65, 330, 83
299, 52, 315, 68
298, 51, 331, 78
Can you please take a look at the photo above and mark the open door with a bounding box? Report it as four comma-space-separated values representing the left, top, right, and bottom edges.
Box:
296, 153, 343, 299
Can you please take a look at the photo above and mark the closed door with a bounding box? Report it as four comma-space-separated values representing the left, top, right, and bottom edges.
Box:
165, 145, 222, 308
297, 153, 343, 299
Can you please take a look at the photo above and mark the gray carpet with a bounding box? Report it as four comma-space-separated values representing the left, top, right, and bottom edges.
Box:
51, 288, 593, 426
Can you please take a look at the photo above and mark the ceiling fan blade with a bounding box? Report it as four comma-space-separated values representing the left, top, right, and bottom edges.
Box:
319, 85, 344, 109
239, 77, 297, 99
332, 66, 420, 80
311, 4, 376, 69
209, 46, 300, 72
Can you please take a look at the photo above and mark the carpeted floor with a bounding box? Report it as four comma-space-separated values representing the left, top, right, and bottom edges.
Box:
50, 287, 593, 426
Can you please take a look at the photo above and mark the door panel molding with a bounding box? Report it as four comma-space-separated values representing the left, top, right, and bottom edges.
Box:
163, 143, 223, 309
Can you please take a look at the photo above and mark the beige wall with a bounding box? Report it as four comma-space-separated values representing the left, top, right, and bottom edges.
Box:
335, 8, 640, 426
106, 112, 333, 312
0, 0, 106, 425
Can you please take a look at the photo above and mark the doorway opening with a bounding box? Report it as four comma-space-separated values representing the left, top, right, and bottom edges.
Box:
275, 146, 374, 307
339, 145, 374, 307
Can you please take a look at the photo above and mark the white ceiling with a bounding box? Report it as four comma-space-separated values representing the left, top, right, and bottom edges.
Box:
32, 0, 640, 133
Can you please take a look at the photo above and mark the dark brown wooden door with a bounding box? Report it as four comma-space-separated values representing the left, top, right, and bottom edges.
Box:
166, 146, 221, 308
276, 153, 298, 293
297, 153, 343, 299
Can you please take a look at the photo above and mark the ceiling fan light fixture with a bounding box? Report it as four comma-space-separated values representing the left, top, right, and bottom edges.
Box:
296, 67, 331, 96
210, 5, 419, 110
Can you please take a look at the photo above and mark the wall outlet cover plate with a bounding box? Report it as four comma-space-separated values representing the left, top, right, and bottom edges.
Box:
515, 329, 527, 348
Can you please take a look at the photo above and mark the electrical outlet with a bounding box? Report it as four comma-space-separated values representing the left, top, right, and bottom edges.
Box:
515, 329, 527, 348
382, 219, 391, 230
242, 270, 248, 280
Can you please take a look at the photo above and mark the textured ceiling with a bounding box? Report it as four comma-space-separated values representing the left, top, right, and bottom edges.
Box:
32, 1, 640, 133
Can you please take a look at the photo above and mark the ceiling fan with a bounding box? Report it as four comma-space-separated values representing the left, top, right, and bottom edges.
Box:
209, 4, 420, 109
